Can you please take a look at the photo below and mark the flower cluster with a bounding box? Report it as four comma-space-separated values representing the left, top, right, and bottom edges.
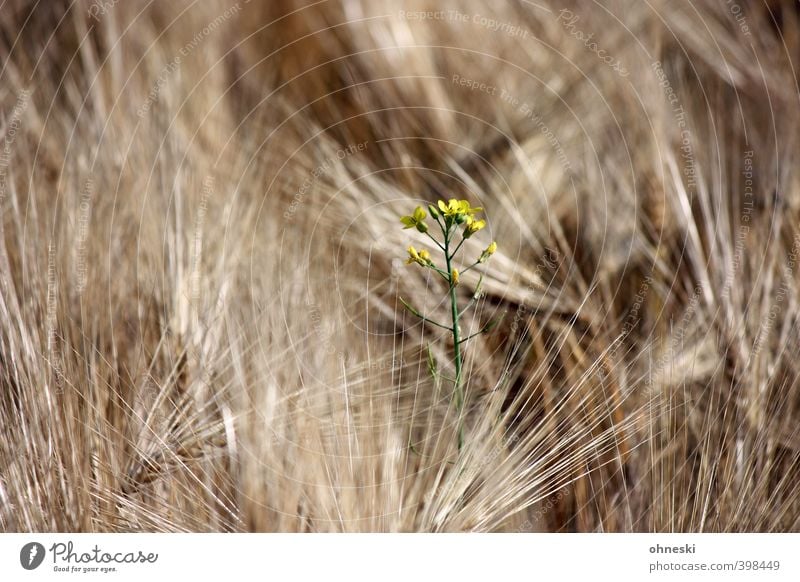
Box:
399, 199, 496, 279
400, 206, 428, 232
405, 246, 431, 266
398, 198, 499, 453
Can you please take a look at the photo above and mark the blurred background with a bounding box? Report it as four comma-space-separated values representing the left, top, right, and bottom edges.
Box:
1, 0, 799, 531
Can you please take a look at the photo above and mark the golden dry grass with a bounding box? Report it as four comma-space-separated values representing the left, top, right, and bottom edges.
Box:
1, 0, 799, 532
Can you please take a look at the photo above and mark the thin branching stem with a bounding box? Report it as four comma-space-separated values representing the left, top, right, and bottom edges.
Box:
444, 222, 465, 452
460, 260, 481, 275
451, 235, 467, 259
424, 231, 445, 252
458, 330, 485, 344
399, 200, 497, 455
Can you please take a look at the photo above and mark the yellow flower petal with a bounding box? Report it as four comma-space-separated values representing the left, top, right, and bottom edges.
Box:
464, 218, 485, 238
400, 215, 415, 228
478, 241, 497, 263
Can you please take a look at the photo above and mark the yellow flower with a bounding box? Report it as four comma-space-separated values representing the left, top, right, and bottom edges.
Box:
406, 245, 431, 266
479, 241, 497, 263
451, 268, 460, 285
437, 198, 461, 216
400, 206, 428, 233
436, 198, 483, 218
457, 200, 483, 216
405, 245, 420, 264
463, 216, 486, 238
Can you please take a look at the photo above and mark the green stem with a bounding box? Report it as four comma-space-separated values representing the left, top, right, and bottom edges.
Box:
424, 231, 445, 252
444, 226, 464, 452
458, 274, 483, 318
427, 264, 452, 281
458, 329, 485, 344
460, 260, 481, 275
399, 297, 451, 331
451, 235, 467, 258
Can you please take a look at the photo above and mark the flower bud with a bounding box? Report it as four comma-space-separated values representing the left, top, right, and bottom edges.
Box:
479, 241, 497, 263
464, 218, 486, 238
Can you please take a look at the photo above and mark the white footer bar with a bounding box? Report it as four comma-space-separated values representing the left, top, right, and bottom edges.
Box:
2, 533, 798, 581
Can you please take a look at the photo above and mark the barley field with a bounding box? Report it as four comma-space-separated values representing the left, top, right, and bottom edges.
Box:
1, 0, 799, 532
